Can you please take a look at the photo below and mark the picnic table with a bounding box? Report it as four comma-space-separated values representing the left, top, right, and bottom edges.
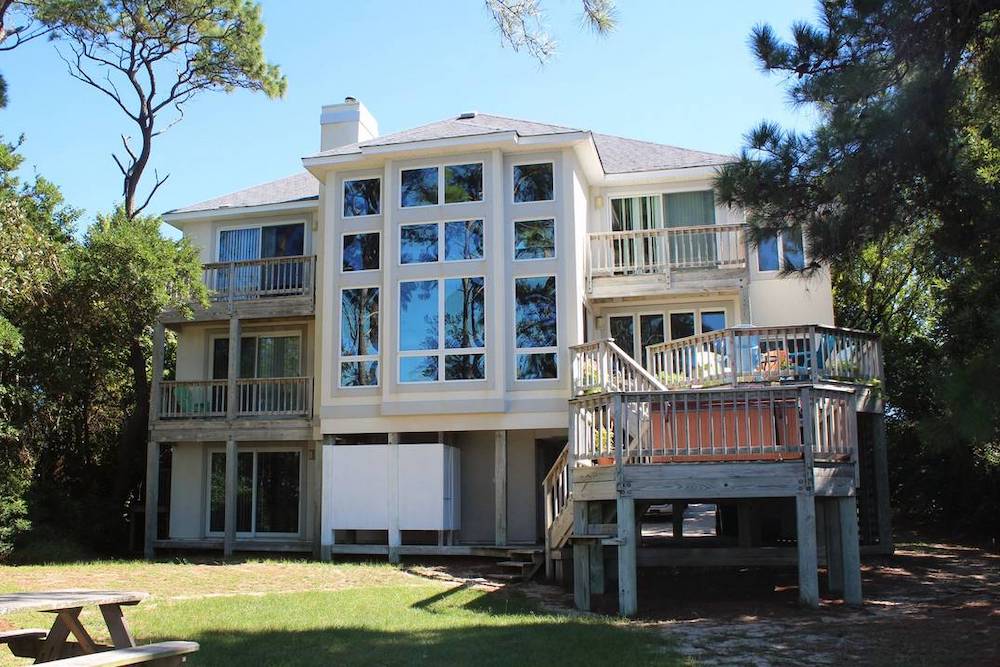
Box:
0, 590, 198, 664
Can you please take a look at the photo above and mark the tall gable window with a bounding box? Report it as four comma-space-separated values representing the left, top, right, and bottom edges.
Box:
513, 163, 553, 202
514, 219, 555, 260
342, 233, 379, 272
398, 277, 486, 382
343, 178, 381, 217
515, 276, 557, 379
757, 228, 805, 271
401, 163, 484, 207
400, 220, 484, 264
340, 287, 379, 387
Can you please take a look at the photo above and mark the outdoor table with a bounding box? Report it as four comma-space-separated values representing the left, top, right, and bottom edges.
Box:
0, 590, 148, 662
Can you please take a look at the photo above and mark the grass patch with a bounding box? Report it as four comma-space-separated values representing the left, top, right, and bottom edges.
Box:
0, 561, 678, 666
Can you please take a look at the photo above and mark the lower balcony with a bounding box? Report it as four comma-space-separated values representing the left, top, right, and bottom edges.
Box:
157, 377, 313, 419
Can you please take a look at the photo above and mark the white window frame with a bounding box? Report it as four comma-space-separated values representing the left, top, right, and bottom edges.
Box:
608, 308, 729, 361
215, 220, 307, 262
338, 285, 381, 389
399, 161, 485, 209
340, 230, 382, 274
512, 216, 557, 262
208, 330, 303, 379
397, 277, 487, 384
756, 229, 806, 273
513, 274, 559, 381
342, 176, 382, 219
398, 219, 486, 266
204, 446, 305, 539
511, 159, 556, 205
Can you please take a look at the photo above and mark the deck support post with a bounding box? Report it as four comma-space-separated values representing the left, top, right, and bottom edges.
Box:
223, 435, 238, 557
795, 494, 819, 608
312, 438, 324, 559
494, 430, 507, 546
839, 496, 863, 605
572, 500, 591, 611
588, 503, 605, 595
617, 494, 638, 617
320, 435, 334, 561
824, 499, 844, 594
387, 432, 401, 563
143, 438, 160, 560
672, 502, 686, 538
226, 317, 240, 421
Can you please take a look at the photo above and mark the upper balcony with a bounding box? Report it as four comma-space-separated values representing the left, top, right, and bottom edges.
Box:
586, 223, 747, 300
161, 255, 317, 323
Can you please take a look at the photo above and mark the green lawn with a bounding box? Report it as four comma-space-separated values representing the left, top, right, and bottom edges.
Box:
0, 560, 679, 666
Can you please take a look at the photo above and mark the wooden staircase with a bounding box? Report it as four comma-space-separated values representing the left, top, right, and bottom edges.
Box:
543, 443, 574, 581
493, 549, 545, 582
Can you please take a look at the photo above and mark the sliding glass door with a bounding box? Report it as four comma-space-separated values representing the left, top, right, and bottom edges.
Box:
209, 450, 301, 536
217, 223, 305, 297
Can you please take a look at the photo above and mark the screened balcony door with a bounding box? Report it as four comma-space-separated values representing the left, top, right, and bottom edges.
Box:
217, 223, 305, 298
212, 334, 302, 414
611, 195, 663, 274
208, 450, 301, 537
664, 191, 717, 266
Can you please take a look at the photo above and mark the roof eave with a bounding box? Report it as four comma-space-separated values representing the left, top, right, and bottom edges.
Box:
162, 198, 319, 228
597, 163, 729, 186
302, 130, 592, 176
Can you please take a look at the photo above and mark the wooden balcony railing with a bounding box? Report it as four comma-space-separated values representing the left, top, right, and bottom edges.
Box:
202, 255, 315, 303
542, 443, 573, 577
570, 339, 666, 396
587, 223, 746, 282
570, 386, 856, 466
646, 325, 883, 389
158, 377, 312, 419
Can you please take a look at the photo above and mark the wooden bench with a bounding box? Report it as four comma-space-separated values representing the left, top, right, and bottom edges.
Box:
45, 641, 200, 666
0, 628, 48, 658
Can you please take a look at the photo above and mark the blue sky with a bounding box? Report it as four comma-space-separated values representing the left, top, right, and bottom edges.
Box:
2, 1, 818, 236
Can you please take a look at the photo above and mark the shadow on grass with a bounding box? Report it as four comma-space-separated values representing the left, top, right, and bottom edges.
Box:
147, 586, 676, 666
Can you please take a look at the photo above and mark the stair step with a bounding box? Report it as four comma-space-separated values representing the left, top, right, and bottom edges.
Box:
490, 572, 524, 581
497, 560, 533, 569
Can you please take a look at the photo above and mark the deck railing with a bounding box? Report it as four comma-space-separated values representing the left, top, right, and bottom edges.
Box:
203, 255, 315, 303
570, 339, 666, 396
646, 325, 883, 389
158, 377, 312, 419
570, 386, 855, 466
588, 223, 746, 280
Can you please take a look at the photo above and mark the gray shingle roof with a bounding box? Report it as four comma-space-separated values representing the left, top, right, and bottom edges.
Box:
168, 171, 319, 214
592, 133, 733, 174
168, 113, 735, 216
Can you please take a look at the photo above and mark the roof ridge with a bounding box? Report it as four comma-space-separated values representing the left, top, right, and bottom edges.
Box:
465, 111, 583, 133
593, 132, 733, 159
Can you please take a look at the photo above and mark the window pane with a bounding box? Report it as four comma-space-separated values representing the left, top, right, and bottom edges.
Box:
610, 316, 635, 360
517, 353, 558, 380
255, 452, 300, 533
514, 219, 555, 260
261, 223, 304, 258
399, 280, 438, 351
239, 337, 257, 378
400, 224, 438, 264
611, 196, 661, 231
444, 163, 483, 203
640, 314, 665, 365
669, 312, 695, 340
782, 229, 805, 270
342, 233, 379, 271
445, 354, 485, 380
211, 452, 252, 533
341, 288, 379, 356
444, 220, 484, 261
515, 276, 557, 348
400, 356, 438, 382
513, 163, 553, 202
701, 311, 726, 334
445, 277, 485, 349
341, 360, 378, 387
212, 338, 228, 380
757, 232, 779, 271
256, 336, 300, 378
401, 167, 438, 207
343, 178, 380, 217
664, 191, 715, 227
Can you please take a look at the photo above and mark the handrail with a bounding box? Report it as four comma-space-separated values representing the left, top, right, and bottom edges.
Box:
158, 377, 312, 419
542, 443, 573, 576
570, 386, 856, 466
588, 223, 746, 281
570, 338, 666, 396
646, 324, 883, 389
203, 255, 316, 304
